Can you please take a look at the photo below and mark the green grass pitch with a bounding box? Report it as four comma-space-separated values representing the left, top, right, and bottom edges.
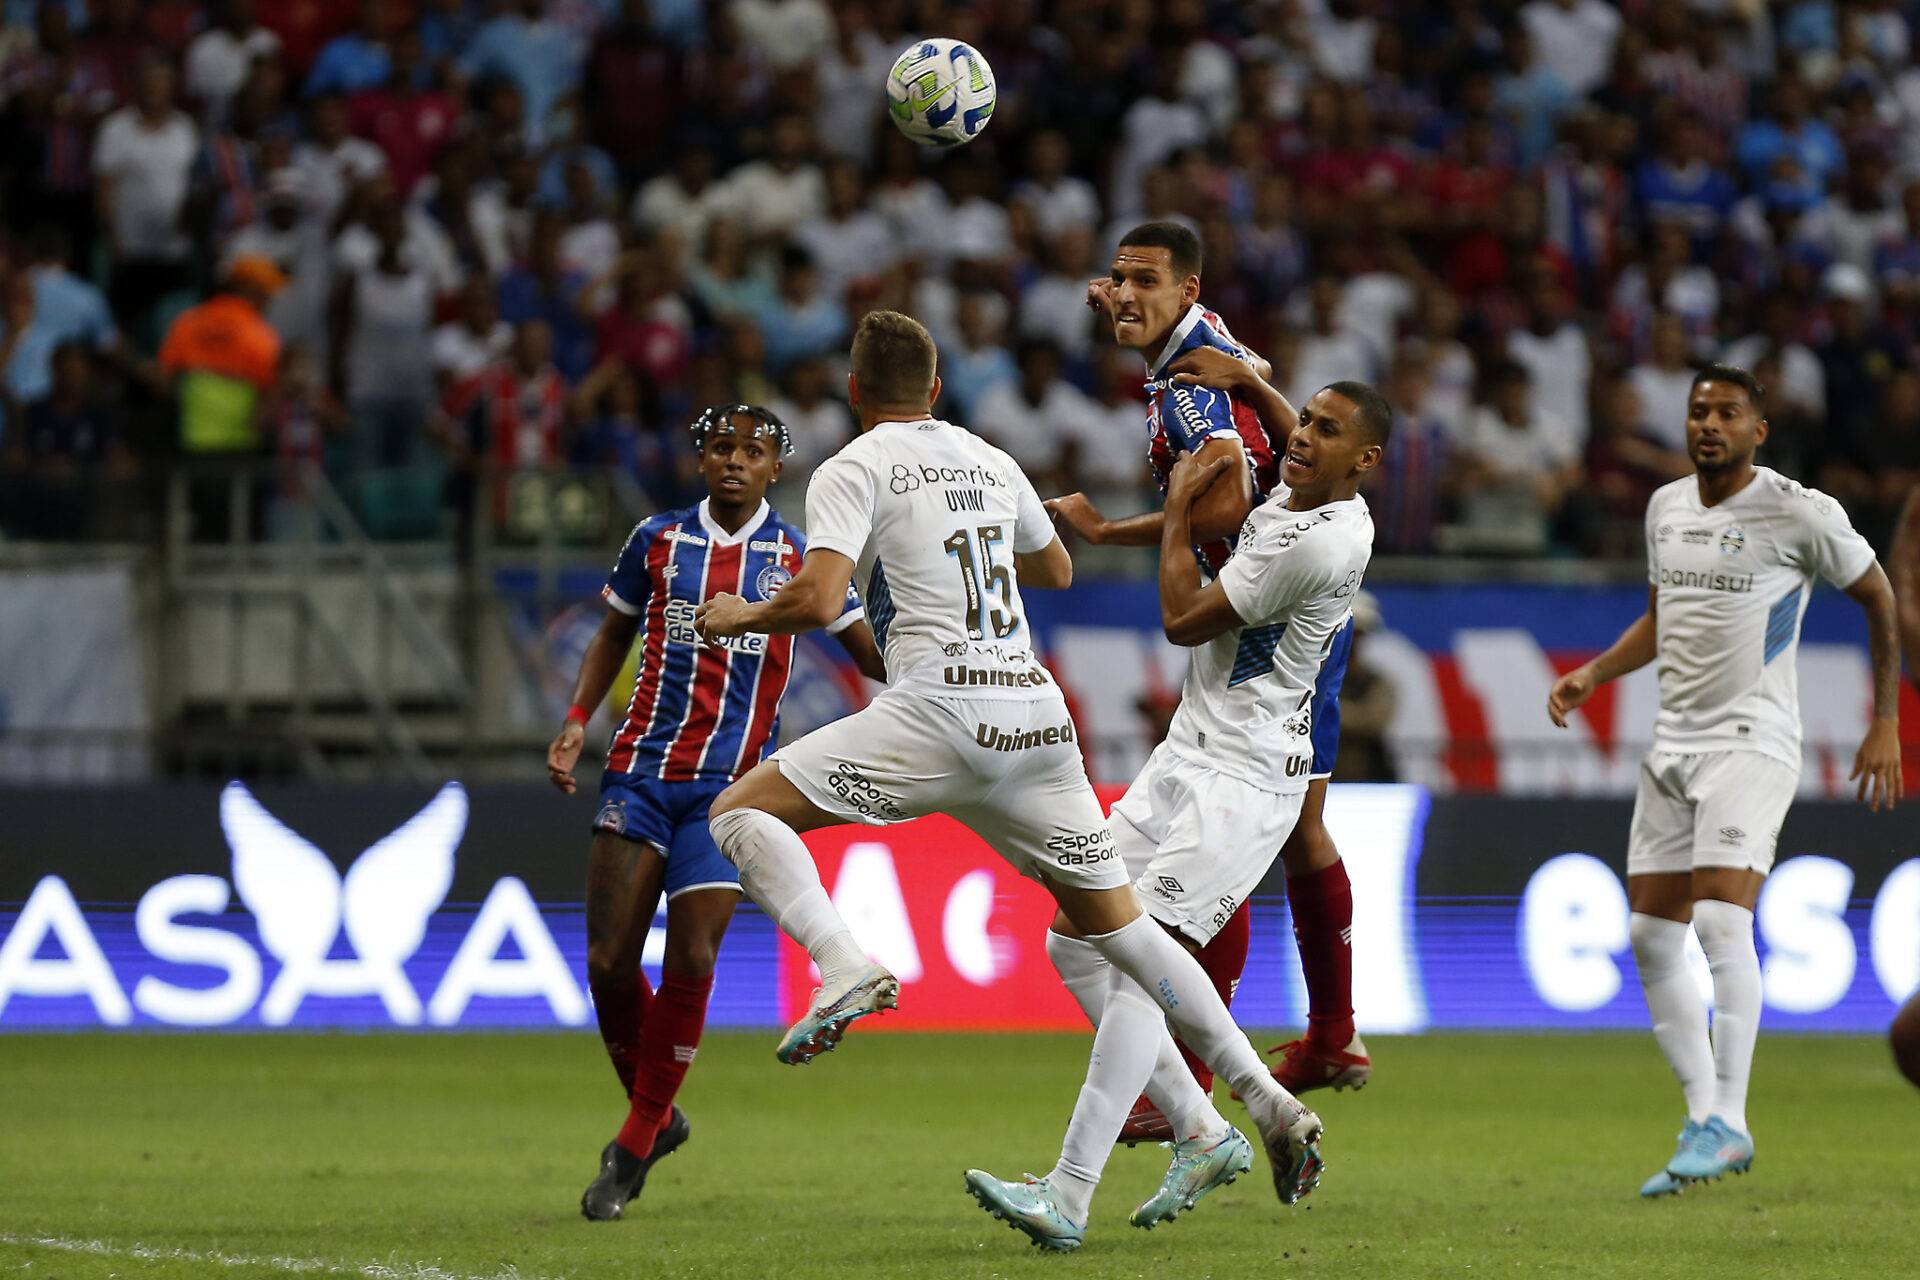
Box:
1, 1032, 1914, 1279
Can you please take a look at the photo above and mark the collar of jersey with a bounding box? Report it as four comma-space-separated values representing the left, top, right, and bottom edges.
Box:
1685, 465, 1768, 514
1148, 303, 1207, 379
697, 497, 770, 546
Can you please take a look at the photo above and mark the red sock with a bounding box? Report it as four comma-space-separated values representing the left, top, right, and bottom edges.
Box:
590, 973, 653, 1094
1288, 861, 1355, 1049
1172, 904, 1252, 1092
616, 969, 713, 1157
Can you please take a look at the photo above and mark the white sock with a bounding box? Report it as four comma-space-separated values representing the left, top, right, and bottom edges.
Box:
1630, 912, 1715, 1124
1045, 930, 1225, 1144
1692, 899, 1760, 1135
1085, 914, 1307, 1128
1045, 970, 1167, 1223
710, 807, 867, 987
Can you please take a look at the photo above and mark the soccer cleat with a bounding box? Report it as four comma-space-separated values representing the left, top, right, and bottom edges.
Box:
579, 1106, 691, 1221
1268, 1034, 1372, 1095
1665, 1115, 1754, 1184
1639, 1120, 1702, 1198
1116, 1094, 1175, 1147
963, 1169, 1085, 1252
1244, 1094, 1325, 1206
1129, 1126, 1254, 1229
774, 962, 899, 1065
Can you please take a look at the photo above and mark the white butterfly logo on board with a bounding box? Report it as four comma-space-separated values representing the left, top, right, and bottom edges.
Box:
224, 781, 464, 1025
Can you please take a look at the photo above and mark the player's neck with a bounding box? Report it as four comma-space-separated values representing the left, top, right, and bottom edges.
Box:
857, 409, 932, 433
705, 493, 762, 533
1693, 462, 1758, 508
1285, 481, 1358, 511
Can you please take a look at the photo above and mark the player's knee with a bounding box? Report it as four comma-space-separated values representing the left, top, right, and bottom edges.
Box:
1627, 911, 1683, 971
664, 933, 720, 977
708, 784, 748, 823
585, 940, 634, 989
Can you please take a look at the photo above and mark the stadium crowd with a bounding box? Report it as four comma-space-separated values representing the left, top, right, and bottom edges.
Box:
1, 0, 1918, 556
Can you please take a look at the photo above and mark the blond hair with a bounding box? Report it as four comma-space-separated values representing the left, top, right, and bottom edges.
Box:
850, 310, 937, 408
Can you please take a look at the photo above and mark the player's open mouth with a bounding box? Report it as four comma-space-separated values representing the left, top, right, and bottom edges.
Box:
719, 476, 746, 490
1285, 452, 1313, 477
1116, 310, 1142, 324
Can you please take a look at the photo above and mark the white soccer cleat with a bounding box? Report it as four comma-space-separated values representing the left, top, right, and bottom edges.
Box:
1243, 1089, 1325, 1205
775, 962, 899, 1064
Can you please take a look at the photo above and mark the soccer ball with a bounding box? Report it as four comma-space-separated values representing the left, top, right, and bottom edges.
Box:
885, 38, 996, 148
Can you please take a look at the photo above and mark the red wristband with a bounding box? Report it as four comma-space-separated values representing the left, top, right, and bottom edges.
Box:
565, 703, 591, 726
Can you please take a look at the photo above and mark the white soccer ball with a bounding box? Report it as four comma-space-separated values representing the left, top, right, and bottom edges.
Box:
885, 37, 997, 148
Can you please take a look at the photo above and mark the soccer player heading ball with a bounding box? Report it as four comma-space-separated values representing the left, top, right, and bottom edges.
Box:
547, 404, 886, 1222
1549, 367, 1903, 1196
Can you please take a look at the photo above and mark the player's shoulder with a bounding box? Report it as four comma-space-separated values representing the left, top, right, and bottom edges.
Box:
619, 505, 697, 551
1244, 495, 1364, 563
759, 507, 809, 551
1646, 477, 1692, 517
1752, 467, 1844, 519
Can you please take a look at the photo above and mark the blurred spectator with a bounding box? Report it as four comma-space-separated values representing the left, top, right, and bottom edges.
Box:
293, 94, 387, 226
1410, 289, 1474, 436
258, 344, 347, 532
1609, 221, 1719, 356
303, 0, 405, 99
1018, 224, 1100, 358
1454, 358, 1579, 554
22, 226, 120, 372
592, 249, 693, 394
498, 212, 593, 382
972, 337, 1102, 490
187, 0, 283, 127
1720, 294, 1825, 426
792, 160, 897, 303
1635, 115, 1737, 244
1519, 0, 1622, 97
443, 318, 570, 474
633, 145, 722, 247
1626, 314, 1700, 451
687, 216, 777, 322
223, 168, 331, 363
158, 254, 285, 458
939, 291, 1018, 423
1237, 173, 1309, 309
585, 0, 683, 178
1011, 130, 1100, 242
1111, 57, 1208, 224
433, 279, 512, 389
1798, 146, 1902, 277
754, 246, 845, 376
1079, 345, 1150, 491
1495, 23, 1575, 170
1367, 350, 1455, 556
730, 0, 833, 72
1817, 262, 1906, 500
1330, 591, 1396, 782
1508, 281, 1591, 463
1734, 75, 1843, 198
1586, 374, 1689, 555
346, 27, 457, 197
721, 113, 825, 238
461, 0, 588, 142
332, 210, 436, 475
765, 354, 855, 487
870, 133, 950, 267
94, 57, 199, 344
813, 1, 890, 169
1289, 275, 1376, 409
555, 158, 621, 280
572, 357, 681, 507
7, 341, 133, 540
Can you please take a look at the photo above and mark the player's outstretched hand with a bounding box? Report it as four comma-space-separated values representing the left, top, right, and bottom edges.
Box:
1045, 492, 1106, 544
1166, 346, 1251, 390
1546, 665, 1596, 728
1165, 449, 1231, 512
1850, 717, 1904, 811
696, 591, 751, 641
547, 721, 585, 794
1085, 277, 1115, 314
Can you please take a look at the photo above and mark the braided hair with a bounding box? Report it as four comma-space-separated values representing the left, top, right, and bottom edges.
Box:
690, 403, 793, 457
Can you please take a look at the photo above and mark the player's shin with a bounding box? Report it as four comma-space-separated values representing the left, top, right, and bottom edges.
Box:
590, 972, 654, 1094
1629, 913, 1715, 1123
709, 807, 867, 985
1047, 974, 1167, 1224
1692, 900, 1761, 1136
617, 968, 712, 1156
1287, 862, 1356, 1049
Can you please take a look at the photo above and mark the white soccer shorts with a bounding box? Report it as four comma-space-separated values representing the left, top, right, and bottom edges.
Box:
772, 683, 1129, 891
1626, 749, 1799, 877
1108, 739, 1306, 945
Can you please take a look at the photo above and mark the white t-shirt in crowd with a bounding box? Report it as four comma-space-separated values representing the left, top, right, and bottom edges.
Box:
431, 320, 512, 383
92, 108, 199, 262
1627, 363, 1699, 451
970, 379, 1107, 474
186, 26, 282, 123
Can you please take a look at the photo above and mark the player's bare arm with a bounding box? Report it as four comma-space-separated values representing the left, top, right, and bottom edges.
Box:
1892, 487, 1920, 691
1548, 587, 1657, 728
1046, 435, 1249, 546
548, 607, 642, 794
834, 618, 889, 683
1015, 533, 1074, 589
696, 548, 856, 640
1157, 452, 1247, 646
1167, 346, 1297, 448
1843, 561, 1903, 811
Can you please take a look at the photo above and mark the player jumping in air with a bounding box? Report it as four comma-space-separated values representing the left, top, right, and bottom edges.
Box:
696, 311, 1325, 1246
970, 381, 1387, 1242
547, 405, 886, 1222
1548, 366, 1903, 1196
1049, 223, 1369, 1141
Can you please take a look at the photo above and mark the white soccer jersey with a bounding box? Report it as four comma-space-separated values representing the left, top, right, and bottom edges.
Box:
1162, 486, 1374, 794
803, 417, 1057, 693
1645, 467, 1877, 768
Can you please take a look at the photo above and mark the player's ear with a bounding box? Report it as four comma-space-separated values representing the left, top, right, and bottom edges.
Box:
770, 456, 784, 484
1182, 275, 1201, 306
1754, 416, 1769, 448
927, 373, 943, 408
1355, 442, 1384, 474
846, 372, 860, 410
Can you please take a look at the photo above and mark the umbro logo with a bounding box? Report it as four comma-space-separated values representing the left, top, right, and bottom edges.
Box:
1157, 875, 1184, 895
1718, 826, 1746, 844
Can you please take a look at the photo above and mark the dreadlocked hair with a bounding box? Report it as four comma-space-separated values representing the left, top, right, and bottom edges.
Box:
690, 403, 793, 456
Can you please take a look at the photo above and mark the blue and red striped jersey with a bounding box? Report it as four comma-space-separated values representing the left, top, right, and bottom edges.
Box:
601, 498, 863, 782
1142, 304, 1280, 573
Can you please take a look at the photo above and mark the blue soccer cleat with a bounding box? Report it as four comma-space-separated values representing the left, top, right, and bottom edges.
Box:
774, 962, 899, 1065
1640, 1120, 1701, 1198
1130, 1126, 1254, 1229
1666, 1115, 1755, 1184
964, 1169, 1085, 1252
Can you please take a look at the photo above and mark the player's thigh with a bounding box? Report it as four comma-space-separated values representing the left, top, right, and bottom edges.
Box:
585, 831, 669, 978
1108, 742, 1181, 883
1135, 772, 1304, 946
1278, 777, 1339, 876
1626, 752, 1695, 884
764, 688, 982, 828
709, 759, 844, 832
960, 720, 1128, 900
1685, 752, 1796, 894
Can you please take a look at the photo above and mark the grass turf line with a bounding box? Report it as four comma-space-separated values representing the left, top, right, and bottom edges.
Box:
0, 1032, 1913, 1279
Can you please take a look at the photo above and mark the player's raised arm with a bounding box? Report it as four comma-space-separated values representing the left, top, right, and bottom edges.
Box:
1843, 560, 1903, 810
1548, 586, 1657, 728
1167, 345, 1297, 467
1892, 488, 1920, 693
1156, 451, 1248, 646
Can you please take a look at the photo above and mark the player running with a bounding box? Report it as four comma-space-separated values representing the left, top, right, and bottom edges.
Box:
1547, 366, 1903, 1197
547, 404, 886, 1222
970, 380, 1387, 1244
696, 311, 1326, 1242
1050, 223, 1369, 1137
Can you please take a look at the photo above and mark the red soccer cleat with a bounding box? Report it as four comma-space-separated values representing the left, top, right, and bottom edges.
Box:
1115, 1094, 1174, 1147
1268, 1034, 1371, 1095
